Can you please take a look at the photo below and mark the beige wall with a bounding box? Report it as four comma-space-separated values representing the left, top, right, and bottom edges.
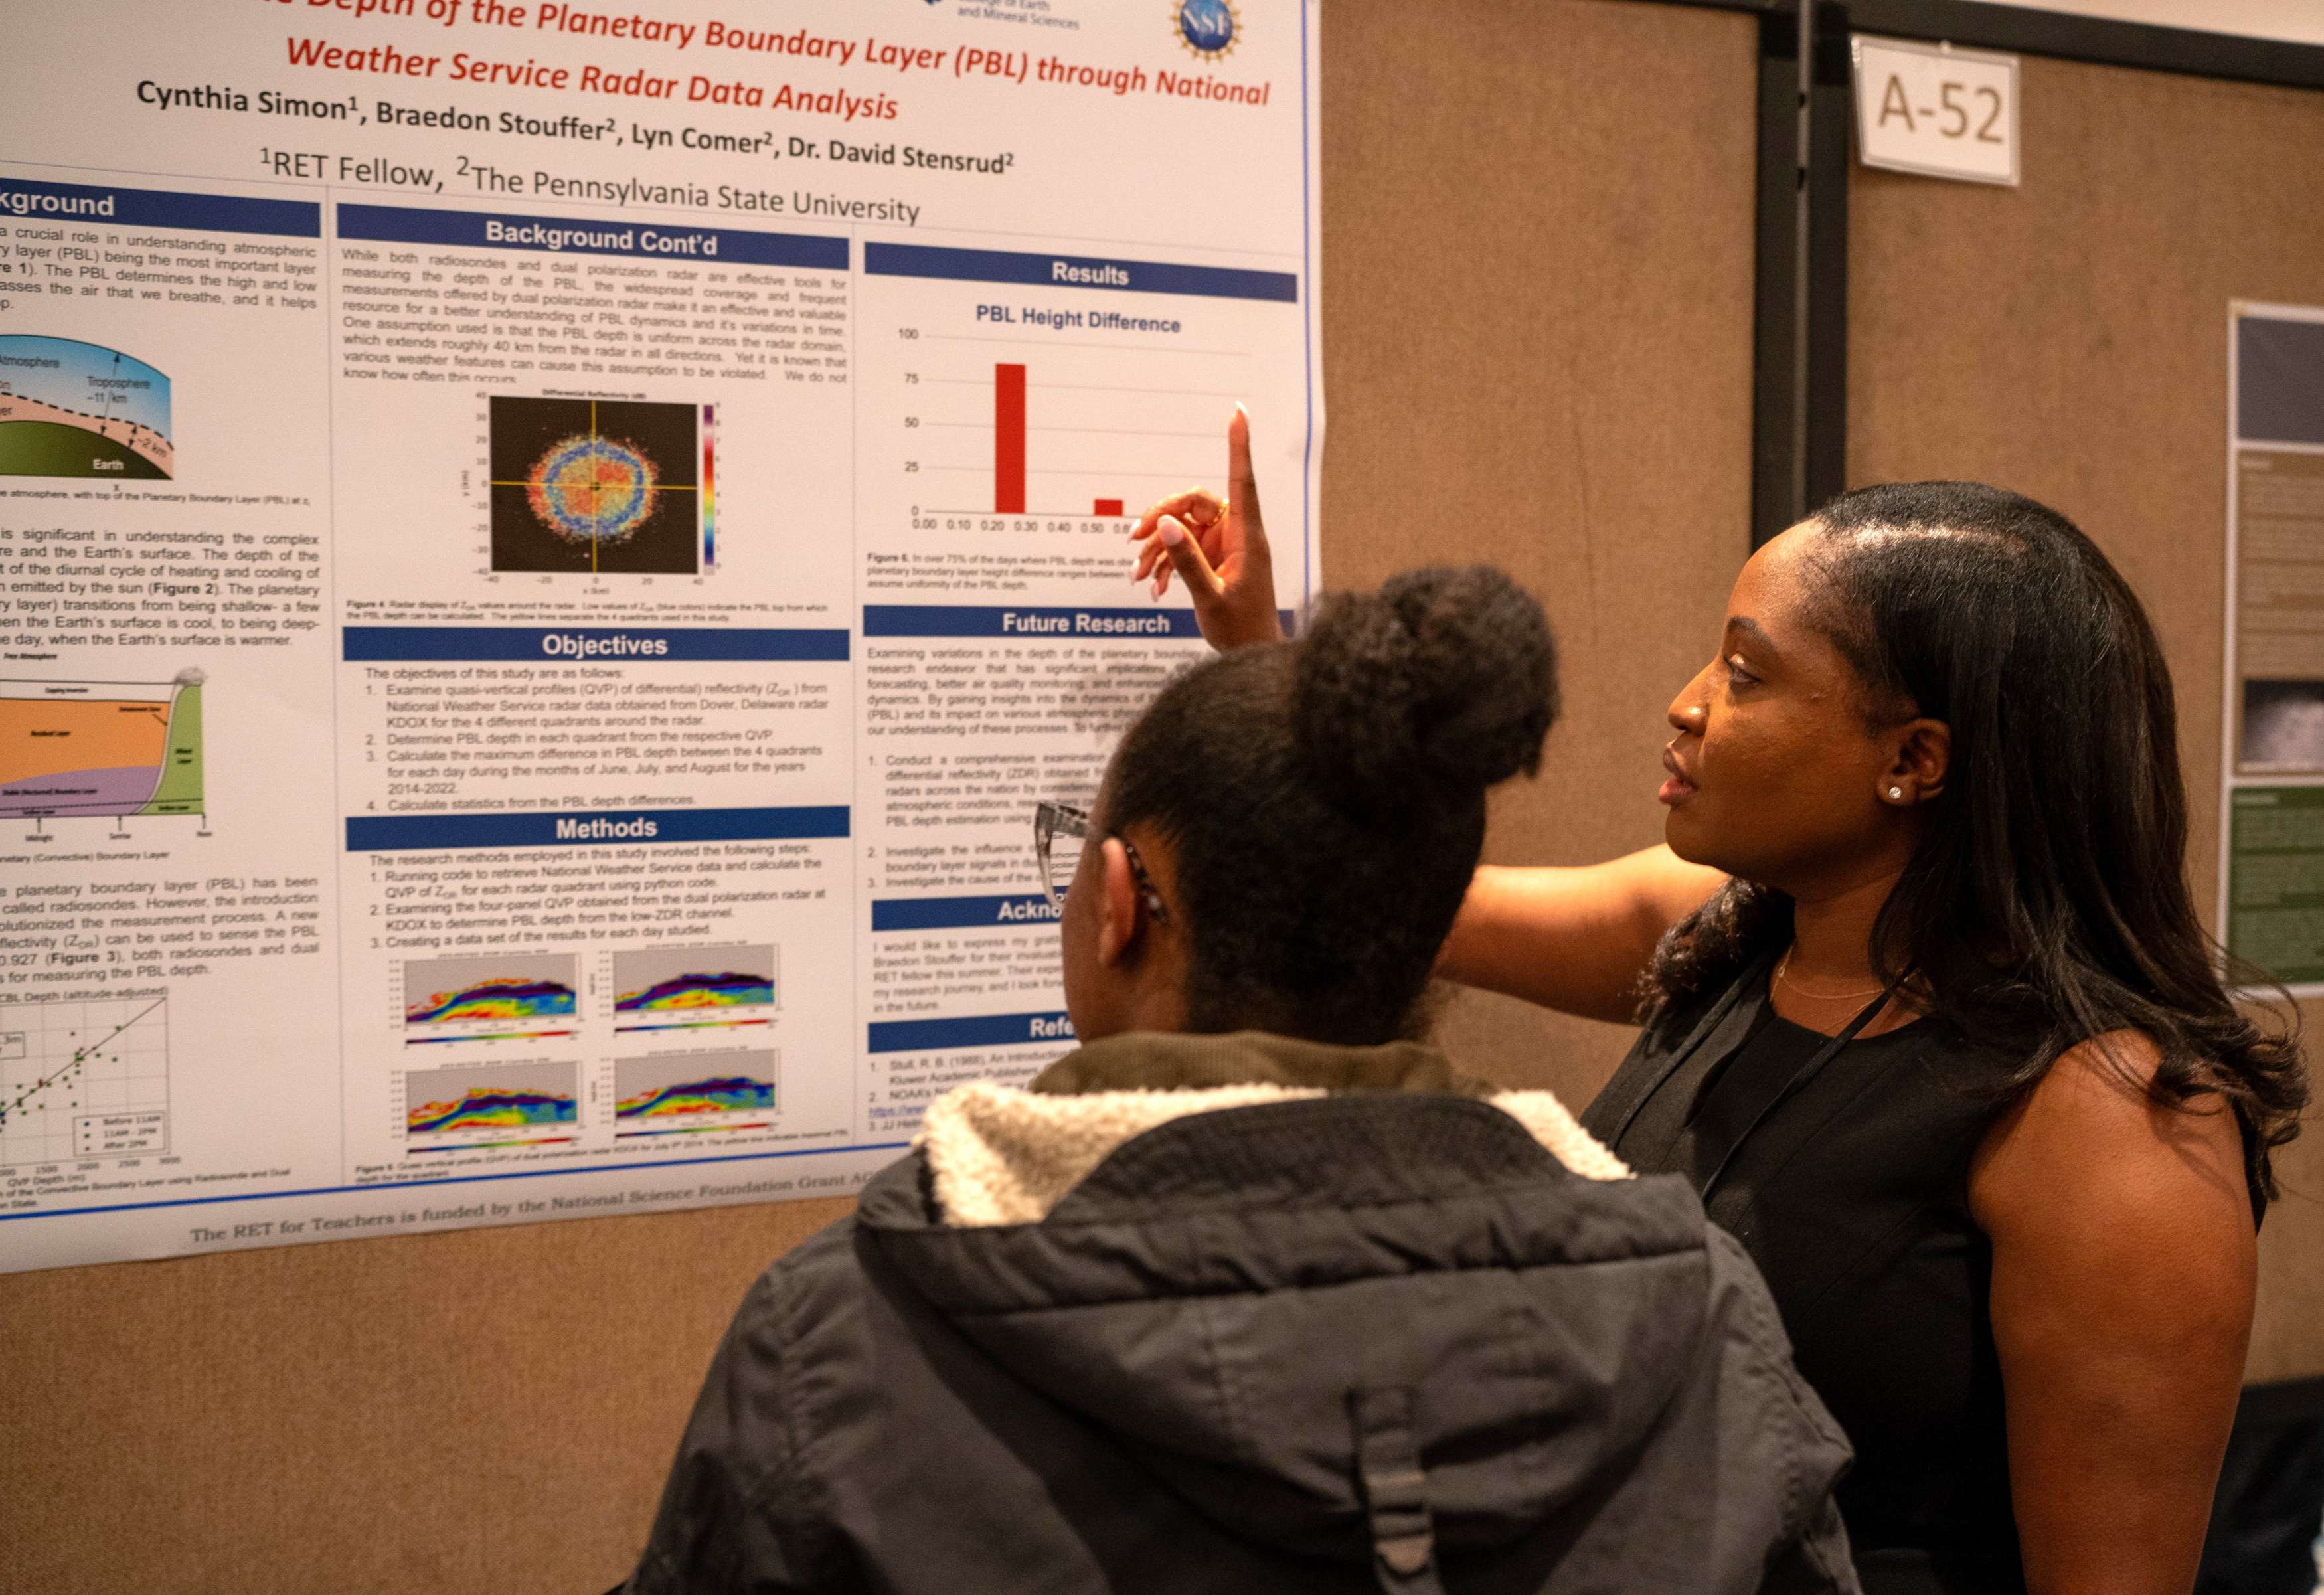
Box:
1846, 52, 2324, 1383
1319, 0, 1758, 1106
0, 6, 1764, 1592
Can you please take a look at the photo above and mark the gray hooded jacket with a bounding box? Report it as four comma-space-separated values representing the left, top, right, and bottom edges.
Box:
624, 1033, 1861, 1594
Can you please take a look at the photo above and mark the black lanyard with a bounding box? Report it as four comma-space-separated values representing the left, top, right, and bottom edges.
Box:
1602, 950, 1776, 1152
1697, 979, 1900, 1202
1605, 950, 1902, 1202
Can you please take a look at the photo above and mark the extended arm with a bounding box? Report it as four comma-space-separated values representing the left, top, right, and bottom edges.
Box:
1436, 848, 1726, 1023
1124, 417, 1722, 1027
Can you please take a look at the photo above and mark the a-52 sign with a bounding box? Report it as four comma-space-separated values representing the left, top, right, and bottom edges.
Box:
1853, 34, 2021, 187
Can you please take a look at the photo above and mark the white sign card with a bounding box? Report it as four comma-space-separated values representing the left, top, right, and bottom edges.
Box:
1852, 35, 2022, 187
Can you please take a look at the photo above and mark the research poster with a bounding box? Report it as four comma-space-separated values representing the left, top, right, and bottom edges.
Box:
2223, 304, 2324, 990
0, 0, 1322, 1272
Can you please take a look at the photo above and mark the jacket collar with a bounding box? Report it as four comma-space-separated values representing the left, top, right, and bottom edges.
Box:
1028, 1028, 1487, 1098
915, 1029, 1628, 1227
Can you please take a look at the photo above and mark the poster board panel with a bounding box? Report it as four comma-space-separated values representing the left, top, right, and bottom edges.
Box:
0, 0, 1324, 1278
1323, 0, 1760, 1108
0, 4, 1762, 1591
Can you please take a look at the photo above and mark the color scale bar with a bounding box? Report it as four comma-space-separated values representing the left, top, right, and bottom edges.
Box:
404, 1029, 578, 1046
995, 363, 1026, 514
409, 1137, 578, 1153
618, 1122, 775, 1137
702, 403, 716, 570
1094, 498, 1125, 517
614, 1016, 776, 1034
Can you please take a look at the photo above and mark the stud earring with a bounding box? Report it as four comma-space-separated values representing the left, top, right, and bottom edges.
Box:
1888, 786, 1904, 801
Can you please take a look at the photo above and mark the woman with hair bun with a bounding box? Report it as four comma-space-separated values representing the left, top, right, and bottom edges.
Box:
1139, 422, 2309, 1595
625, 537, 1863, 1594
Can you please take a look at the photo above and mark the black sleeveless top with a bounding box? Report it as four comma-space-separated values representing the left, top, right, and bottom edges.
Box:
1580, 958, 2021, 1595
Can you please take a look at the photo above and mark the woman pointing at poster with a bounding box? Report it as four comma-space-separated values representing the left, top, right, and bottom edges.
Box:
1133, 418, 2309, 1595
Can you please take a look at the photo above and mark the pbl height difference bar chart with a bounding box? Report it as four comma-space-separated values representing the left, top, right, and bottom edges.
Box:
857, 242, 1301, 534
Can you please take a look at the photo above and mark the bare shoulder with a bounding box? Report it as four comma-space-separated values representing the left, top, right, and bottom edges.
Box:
1969, 1032, 2256, 1595
1970, 1029, 2252, 1266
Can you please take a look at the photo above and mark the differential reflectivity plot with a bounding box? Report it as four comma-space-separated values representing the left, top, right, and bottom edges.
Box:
614, 944, 776, 1031
402, 953, 578, 1028
489, 396, 702, 574
615, 1050, 779, 1138
528, 432, 659, 545
1, 673, 204, 821
0, 336, 173, 479
404, 1060, 578, 1149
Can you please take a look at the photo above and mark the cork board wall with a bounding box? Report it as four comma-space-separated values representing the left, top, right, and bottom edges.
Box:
0, 6, 1764, 1593
1846, 51, 2324, 1383
1320, 0, 1760, 1106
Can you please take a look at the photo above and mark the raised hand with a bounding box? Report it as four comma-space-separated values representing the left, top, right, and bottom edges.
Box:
1128, 405, 1284, 650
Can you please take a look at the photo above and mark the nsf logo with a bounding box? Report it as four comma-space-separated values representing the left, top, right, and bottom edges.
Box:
1174, 0, 1239, 60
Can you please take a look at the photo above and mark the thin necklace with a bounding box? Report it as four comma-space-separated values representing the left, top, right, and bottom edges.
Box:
1774, 948, 1886, 1001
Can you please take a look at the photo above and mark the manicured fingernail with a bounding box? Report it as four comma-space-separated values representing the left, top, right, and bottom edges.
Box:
1159, 518, 1185, 547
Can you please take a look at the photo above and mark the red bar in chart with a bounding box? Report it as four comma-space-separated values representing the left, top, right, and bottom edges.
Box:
993, 363, 1026, 514
1092, 499, 1125, 517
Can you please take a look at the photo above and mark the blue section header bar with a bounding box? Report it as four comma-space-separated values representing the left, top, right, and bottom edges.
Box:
343, 626, 849, 663
864, 242, 1297, 303
872, 894, 1058, 932
336, 203, 847, 268
863, 605, 1197, 641
868, 1011, 1075, 1054
347, 806, 849, 852
0, 178, 318, 238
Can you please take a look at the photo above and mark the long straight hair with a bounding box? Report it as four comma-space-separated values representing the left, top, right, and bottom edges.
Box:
1646, 483, 2307, 1188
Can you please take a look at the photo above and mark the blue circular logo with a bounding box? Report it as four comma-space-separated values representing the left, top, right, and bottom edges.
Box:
1177, 0, 1236, 58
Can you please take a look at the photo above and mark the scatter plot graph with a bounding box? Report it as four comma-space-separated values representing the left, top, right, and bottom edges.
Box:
404, 1060, 578, 1149
489, 396, 704, 574
0, 996, 170, 1167
615, 1050, 778, 1137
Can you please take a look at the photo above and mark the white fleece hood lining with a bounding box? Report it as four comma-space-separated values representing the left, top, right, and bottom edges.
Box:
916, 1080, 1632, 1228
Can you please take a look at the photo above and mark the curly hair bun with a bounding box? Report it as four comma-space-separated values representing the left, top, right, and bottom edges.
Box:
1292, 565, 1558, 820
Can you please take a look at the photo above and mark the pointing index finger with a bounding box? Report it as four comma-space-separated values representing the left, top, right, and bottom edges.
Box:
1227, 404, 1262, 534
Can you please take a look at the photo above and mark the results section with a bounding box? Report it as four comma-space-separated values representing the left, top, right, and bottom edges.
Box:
851, 240, 1309, 1132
